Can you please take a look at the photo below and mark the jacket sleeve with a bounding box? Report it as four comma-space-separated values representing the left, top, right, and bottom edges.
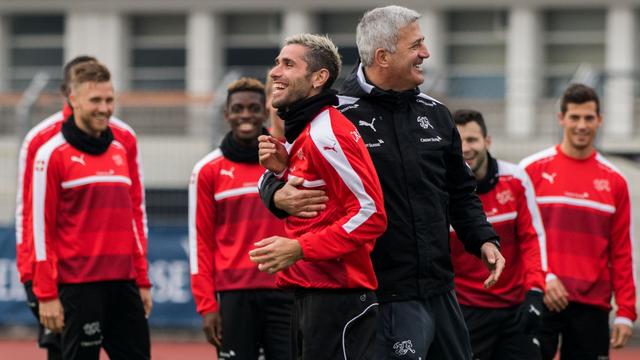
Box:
123, 133, 151, 288
297, 121, 387, 260
446, 119, 499, 256
258, 171, 289, 219
609, 175, 637, 325
15, 134, 38, 284
515, 170, 547, 291
32, 150, 61, 300
188, 164, 219, 315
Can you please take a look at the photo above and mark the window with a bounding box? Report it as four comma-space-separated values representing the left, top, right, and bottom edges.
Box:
543, 9, 605, 97
130, 15, 187, 90
8, 15, 64, 91
446, 10, 507, 98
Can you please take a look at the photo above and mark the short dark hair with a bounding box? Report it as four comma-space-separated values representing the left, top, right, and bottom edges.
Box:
226, 77, 266, 106
61, 55, 97, 96
69, 62, 111, 92
453, 109, 488, 137
560, 83, 600, 115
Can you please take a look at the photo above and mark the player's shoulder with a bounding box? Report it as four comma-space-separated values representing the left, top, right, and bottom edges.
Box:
519, 146, 558, 169
192, 148, 224, 175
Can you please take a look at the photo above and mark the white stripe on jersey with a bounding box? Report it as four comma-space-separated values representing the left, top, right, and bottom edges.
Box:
536, 196, 615, 214
214, 187, 259, 201
188, 149, 223, 274
33, 133, 67, 261
309, 109, 377, 234
498, 160, 548, 271
61, 175, 132, 189
486, 211, 518, 224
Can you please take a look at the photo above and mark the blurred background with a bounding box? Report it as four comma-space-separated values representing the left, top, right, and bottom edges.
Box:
0, 0, 639, 352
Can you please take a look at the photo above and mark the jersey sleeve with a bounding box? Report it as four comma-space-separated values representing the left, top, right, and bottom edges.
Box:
297, 115, 387, 260
122, 133, 151, 288
32, 149, 62, 300
609, 176, 637, 324
515, 170, 547, 291
188, 164, 219, 315
15, 134, 39, 283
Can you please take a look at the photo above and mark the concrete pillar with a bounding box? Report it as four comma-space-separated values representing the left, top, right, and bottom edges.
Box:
419, 8, 447, 95
187, 12, 223, 95
604, 6, 635, 138
506, 7, 542, 137
282, 10, 316, 39
65, 11, 130, 91
0, 16, 9, 91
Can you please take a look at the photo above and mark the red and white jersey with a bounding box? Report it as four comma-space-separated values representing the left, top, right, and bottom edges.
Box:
15, 105, 149, 287
521, 145, 637, 325
451, 160, 546, 308
32, 133, 143, 300
271, 106, 387, 290
189, 151, 287, 315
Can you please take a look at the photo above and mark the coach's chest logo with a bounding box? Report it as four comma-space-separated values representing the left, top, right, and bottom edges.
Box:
417, 116, 433, 130
393, 340, 416, 356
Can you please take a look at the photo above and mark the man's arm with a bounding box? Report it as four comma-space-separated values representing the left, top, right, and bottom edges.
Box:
609, 176, 636, 348
188, 161, 223, 348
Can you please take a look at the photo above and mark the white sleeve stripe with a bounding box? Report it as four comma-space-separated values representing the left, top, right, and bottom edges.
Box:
288, 175, 326, 188
33, 133, 66, 261
309, 110, 377, 234
15, 111, 64, 245
188, 149, 223, 275
499, 160, 548, 271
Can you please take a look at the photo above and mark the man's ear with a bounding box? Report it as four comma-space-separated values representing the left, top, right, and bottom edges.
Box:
373, 48, 389, 67
312, 69, 330, 89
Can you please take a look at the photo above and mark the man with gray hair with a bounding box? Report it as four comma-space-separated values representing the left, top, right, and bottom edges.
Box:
259, 6, 505, 360
251, 33, 387, 359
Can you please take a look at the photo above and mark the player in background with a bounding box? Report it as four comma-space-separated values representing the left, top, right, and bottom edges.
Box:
189, 77, 292, 359
520, 83, 636, 359
451, 109, 547, 360
15, 55, 150, 359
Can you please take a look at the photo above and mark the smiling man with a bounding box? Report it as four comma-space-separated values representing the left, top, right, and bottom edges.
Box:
251, 34, 387, 359
520, 83, 636, 359
31, 62, 150, 360
258, 6, 504, 360
452, 109, 547, 360
189, 78, 292, 360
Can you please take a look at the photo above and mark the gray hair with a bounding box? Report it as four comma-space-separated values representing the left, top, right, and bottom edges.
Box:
356, 5, 421, 66
284, 33, 342, 89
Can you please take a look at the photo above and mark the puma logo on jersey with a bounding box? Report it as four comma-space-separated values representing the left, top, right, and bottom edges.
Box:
71, 155, 86, 166
220, 167, 235, 179
323, 140, 338, 153
541, 172, 556, 184
529, 304, 541, 316
358, 117, 377, 132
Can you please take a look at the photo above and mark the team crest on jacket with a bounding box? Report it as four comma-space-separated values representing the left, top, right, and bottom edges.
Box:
496, 190, 514, 204
417, 116, 433, 130
350, 130, 362, 143
593, 179, 610, 192
112, 154, 124, 166
296, 149, 305, 160
393, 340, 416, 355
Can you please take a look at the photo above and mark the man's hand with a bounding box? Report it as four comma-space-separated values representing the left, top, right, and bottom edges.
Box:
611, 323, 633, 349
39, 298, 64, 333
480, 242, 505, 288
258, 135, 288, 173
139, 288, 153, 318
515, 290, 544, 334
543, 277, 569, 312
202, 312, 223, 348
274, 177, 328, 218
249, 236, 303, 274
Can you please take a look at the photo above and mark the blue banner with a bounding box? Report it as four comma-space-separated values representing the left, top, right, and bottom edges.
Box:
0, 226, 201, 328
